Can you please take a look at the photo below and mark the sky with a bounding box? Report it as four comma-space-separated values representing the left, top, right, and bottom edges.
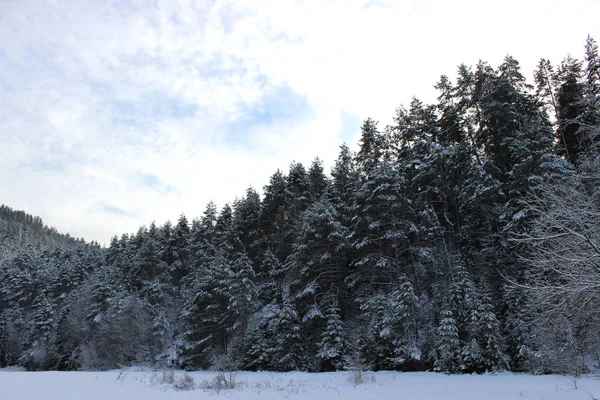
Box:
1, 0, 599, 245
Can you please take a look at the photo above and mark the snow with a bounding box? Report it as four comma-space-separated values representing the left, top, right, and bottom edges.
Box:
2, 369, 600, 400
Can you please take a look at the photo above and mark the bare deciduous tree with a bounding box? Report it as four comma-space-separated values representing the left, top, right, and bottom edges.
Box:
512, 156, 600, 372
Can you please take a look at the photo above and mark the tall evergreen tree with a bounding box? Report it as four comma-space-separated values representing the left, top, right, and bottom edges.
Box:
348, 160, 410, 291
434, 310, 460, 373
555, 56, 586, 164
258, 171, 288, 262
307, 157, 328, 202
233, 187, 262, 263
287, 198, 349, 370
318, 297, 345, 371
356, 118, 384, 174
329, 143, 360, 229
476, 291, 509, 372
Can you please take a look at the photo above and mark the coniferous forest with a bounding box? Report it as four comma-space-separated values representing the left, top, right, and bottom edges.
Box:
1, 37, 600, 374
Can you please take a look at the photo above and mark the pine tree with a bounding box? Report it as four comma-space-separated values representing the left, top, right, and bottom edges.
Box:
227, 252, 258, 338
168, 214, 190, 284
0, 314, 7, 367
556, 56, 586, 164
390, 280, 421, 368
474, 56, 542, 181
476, 291, 509, 372
258, 171, 288, 262
585, 35, 600, 99
348, 160, 410, 291
356, 118, 384, 174
270, 300, 304, 371
583, 35, 600, 151
534, 58, 559, 123
360, 294, 394, 370
318, 298, 345, 371
329, 143, 359, 230
502, 285, 533, 371
258, 248, 285, 304
242, 326, 272, 371
434, 310, 460, 373
460, 338, 483, 373
285, 198, 349, 370
233, 187, 262, 263
288, 199, 348, 322
139, 227, 174, 359
284, 161, 311, 258
182, 202, 259, 367
181, 253, 229, 368
25, 291, 56, 369
448, 259, 479, 344
308, 157, 328, 202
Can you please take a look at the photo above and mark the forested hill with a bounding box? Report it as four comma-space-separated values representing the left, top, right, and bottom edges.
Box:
0, 205, 100, 259
1, 37, 600, 374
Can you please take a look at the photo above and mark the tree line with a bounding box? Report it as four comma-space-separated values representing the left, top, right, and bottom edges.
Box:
1, 36, 599, 374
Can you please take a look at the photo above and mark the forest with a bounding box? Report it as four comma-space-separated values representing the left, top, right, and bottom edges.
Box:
1, 36, 599, 375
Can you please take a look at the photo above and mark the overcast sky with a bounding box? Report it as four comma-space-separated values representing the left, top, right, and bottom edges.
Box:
1, 0, 599, 244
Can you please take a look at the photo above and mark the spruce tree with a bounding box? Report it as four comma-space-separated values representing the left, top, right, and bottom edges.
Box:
318, 298, 345, 371
307, 157, 328, 202
0, 314, 8, 367
434, 310, 460, 373
258, 171, 288, 262
356, 118, 384, 174
502, 285, 533, 371
288, 199, 348, 322
233, 187, 262, 263
329, 143, 360, 231
556, 56, 586, 164
271, 300, 304, 371
476, 291, 509, 372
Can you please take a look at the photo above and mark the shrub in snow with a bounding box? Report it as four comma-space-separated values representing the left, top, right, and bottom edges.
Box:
159, 370, 175, 384
173, 373, 195, 391
206, 371, 239, 390
348, 369, 376, 385
198, 352, 240, 390
344, 358, 374, 385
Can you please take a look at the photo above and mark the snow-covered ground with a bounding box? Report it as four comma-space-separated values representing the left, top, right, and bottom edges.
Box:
2, 368, 600, 400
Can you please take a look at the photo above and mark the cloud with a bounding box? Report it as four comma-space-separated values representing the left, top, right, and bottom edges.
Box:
0, 0, 599, 244
99, 204, 133, 218
138, 173, 178, 195
221, 83, 312, 150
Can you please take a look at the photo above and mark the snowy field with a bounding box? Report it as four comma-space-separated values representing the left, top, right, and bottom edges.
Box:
2, 368, 600, 400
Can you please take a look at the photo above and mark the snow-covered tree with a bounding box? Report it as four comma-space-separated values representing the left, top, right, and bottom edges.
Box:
318, 298, 345, 371
434, 310, 460, 373
476, 292, 509, 372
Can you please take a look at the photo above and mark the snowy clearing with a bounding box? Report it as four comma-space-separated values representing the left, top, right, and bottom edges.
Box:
2, 368, 600, 400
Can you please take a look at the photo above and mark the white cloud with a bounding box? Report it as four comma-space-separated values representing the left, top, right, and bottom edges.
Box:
0, 0, 599, 244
